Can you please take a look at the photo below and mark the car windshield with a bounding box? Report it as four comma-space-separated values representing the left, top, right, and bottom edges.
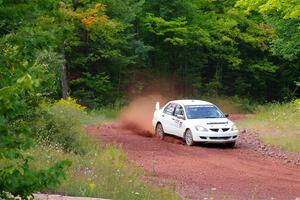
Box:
185, 105, 225, 119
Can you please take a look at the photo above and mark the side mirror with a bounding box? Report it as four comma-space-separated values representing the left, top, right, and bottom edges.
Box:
155, 102, 160, 110
225, 113, 229, 118
176, 114, 185, 120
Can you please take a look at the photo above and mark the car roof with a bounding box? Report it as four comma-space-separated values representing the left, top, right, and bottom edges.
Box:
169, 99, 214, 106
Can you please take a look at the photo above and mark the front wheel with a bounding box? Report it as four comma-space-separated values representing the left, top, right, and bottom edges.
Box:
185, 129, 194, 146
155, 123, 165, 140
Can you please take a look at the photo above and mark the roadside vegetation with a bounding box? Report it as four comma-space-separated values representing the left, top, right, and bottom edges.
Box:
0, 0, 299, 198
237, 100, 300, 153
1, 98, 179, 199
200, 95, 255, 114
28, 144, 179, 199
38, 99, 179, 199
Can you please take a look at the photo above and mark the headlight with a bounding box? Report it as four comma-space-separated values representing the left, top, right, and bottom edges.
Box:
195, 126, 208, 132
231, 125, 238, 131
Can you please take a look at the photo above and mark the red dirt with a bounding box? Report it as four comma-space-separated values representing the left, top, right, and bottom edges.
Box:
88, 95, 300, 199
118, 94, 166, 134
87, 124, 300, 200
229, 114, 251, 121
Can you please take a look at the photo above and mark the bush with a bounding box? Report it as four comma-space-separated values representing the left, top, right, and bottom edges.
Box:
70, 73, 116, 109
293, 98, 300, 105
0, 75, 70, 199
34, 97, 92, 154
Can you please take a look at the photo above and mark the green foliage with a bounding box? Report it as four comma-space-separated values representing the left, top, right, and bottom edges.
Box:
142, 15, 210, 46
34, 98, 92, 155
294, 98, 300, 105
266, 16, 300, 61
0, 1, 72, 194
0, 74, 70, 199
0, 159, 71, 199
70, 73, 115, 108
0, 40, 61, 100
1, 0, 300, 107
0, 0, 300, 197
0, 76, 33, 160
235, 0, 300, 100
236, 0, 300, 21
137, 0, 290, 101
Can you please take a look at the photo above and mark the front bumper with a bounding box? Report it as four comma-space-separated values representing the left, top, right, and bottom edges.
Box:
192, 130, 239, 143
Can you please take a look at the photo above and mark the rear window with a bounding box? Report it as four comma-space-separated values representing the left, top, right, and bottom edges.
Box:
163, 103, 176, 115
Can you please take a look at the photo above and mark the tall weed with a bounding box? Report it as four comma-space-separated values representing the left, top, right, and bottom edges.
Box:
34, 98, 92, 154
238, 102, 300, 152
27, 144, 180, 200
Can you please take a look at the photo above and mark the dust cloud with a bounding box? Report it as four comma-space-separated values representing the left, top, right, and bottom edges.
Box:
118, 94, 166, 137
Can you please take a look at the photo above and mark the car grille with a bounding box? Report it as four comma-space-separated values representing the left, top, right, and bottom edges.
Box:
207, 122, 228, 125
209, 136, 231, 140
209, 128, 230, 132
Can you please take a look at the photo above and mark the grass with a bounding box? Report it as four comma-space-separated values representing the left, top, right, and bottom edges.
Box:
0, 96, 265, 199
26, 144, 180, 200
1, 98, 180, 200
237, 102, 300, 153
28, 101, 180, 200
84, 103, 122, 124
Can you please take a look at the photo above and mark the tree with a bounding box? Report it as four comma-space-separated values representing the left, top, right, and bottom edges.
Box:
0, 1, 72, 198
236, 0, 300, 99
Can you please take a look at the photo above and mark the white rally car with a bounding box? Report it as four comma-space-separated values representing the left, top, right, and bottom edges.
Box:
152, 100, 239, 147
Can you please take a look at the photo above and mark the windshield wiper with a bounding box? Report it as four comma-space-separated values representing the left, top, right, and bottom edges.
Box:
203, 117, 222, 118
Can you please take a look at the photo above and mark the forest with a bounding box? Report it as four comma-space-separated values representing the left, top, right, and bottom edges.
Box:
0, 0, 299, 199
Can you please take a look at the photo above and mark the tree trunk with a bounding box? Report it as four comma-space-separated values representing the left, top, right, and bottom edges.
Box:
72, 0, 78, 11
61, 40, 69, 99
215, 61, 223, 96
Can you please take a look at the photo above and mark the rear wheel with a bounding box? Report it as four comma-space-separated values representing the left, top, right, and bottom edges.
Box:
155, 123, 165, 140
185, 129, 194, 146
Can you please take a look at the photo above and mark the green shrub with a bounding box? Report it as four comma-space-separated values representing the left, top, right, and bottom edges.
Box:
0, 158, 71, 200
70, 72, 116, 109
34, 98, 92, 155
293, 98, 300, 105
0, 75, 70, 199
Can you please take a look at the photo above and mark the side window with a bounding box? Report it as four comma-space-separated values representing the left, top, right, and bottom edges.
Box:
174, 105, 185, 116
163, 103, 176, 115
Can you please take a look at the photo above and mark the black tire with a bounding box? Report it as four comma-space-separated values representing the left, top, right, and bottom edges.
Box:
155, 123, 165, 140
225, 141, 236, 148
185, 129, 194, 146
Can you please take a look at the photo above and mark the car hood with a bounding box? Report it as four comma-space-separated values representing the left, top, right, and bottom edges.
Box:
187, 118, 234, 128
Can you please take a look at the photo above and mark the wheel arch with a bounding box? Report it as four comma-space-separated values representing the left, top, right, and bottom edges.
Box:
183, 128, 191, 138
155, 121, 162, 128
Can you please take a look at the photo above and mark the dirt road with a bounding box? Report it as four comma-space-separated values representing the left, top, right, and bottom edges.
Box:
87, 123, 300, 200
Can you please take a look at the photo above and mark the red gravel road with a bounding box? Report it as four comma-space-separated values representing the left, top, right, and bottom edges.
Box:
87, 123, 300, 200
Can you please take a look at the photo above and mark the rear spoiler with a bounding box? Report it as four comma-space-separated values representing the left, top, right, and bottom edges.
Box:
155, 101, 160, 110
